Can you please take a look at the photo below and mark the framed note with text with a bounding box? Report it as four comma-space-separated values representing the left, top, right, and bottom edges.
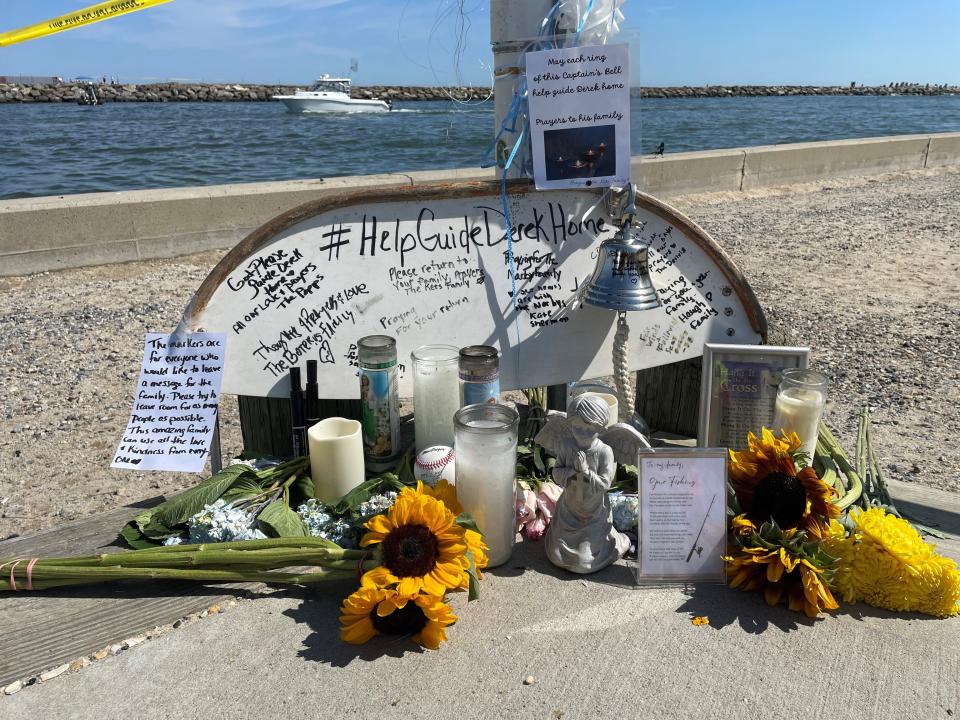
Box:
636, 448, 727, 584
698, 344, 809, 451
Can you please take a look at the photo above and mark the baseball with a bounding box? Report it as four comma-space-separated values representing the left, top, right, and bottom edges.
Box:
414, 445, 456, 488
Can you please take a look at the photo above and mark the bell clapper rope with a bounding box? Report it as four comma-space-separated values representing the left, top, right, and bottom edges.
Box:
613, 310, 633, 424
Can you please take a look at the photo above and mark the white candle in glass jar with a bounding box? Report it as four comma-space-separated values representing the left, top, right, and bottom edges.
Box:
454, 406, 519, 567
412, 345, 460, 453
578, 392, 618, 427
773, 387, 825, 459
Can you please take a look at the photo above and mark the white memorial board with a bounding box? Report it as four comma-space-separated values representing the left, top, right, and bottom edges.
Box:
186, 183, 764, 399
527, 43, 631, 190
112, 332, 226, 472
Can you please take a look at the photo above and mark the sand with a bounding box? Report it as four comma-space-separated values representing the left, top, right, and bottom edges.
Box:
1, 166, 958, 540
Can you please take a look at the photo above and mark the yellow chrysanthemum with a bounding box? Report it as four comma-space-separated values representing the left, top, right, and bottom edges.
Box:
825, 508, 960, 617
728, 427, 839, 537
339, 586, 457, 649
360, 483, 469, 596
724, 541, 839, 618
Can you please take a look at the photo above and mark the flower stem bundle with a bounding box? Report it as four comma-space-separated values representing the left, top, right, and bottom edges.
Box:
0, 537, 367, 592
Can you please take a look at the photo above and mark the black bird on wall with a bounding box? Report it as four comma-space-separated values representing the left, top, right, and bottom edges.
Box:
654, 142, 665, 156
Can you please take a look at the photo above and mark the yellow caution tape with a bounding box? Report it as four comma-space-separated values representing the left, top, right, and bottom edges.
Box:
0, 0, 173, 47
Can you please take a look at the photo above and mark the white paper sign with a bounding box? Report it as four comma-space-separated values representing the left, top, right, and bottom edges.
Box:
527, 42, 631, 190
112, 332, 226, 473
637, 449, 727, 583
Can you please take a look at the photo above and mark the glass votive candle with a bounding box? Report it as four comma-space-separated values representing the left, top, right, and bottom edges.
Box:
454, 403, 519, 567
773, 369, 829, 460
411, 345, 460, 453
568, 381, 618, 426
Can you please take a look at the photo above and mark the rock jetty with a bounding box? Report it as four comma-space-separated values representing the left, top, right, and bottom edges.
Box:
0, 81, 956, 104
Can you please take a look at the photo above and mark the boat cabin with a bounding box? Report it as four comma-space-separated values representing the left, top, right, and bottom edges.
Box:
308, 77, 351, 95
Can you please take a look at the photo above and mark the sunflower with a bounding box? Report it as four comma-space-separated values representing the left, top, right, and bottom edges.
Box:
724, 515, 839, 618
728, 428, 839, 537
360, 484, 469, 596
421, 479, 489, 580
339, 586, 457, 649
423, 479, 463, 515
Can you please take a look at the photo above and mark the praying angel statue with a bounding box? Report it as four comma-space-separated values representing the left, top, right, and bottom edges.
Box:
534, 394, 651, 574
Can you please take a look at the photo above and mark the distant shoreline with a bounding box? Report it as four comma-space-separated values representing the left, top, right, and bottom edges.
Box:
0, 81, 957, 104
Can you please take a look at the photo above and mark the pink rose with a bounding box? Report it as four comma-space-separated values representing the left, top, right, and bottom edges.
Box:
516, 487, 537, 531
523, 515, 548, 541
536, 482, 562, 522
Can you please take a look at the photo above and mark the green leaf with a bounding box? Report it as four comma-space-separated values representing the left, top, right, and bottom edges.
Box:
454, 513, 481, 535
290, 472, 316, 506
465, 551, 481, 602
257, 499, 308, 538
332, 473, 404, 516
533, 446, 546, 475
132, 509, 155, 532
119, 522, 162, 549
139, 517, 176, 539
221, 477, 266, 504
155, 464, 259, 528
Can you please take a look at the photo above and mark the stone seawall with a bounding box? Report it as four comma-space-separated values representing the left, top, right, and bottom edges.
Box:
0, 82, 957, 104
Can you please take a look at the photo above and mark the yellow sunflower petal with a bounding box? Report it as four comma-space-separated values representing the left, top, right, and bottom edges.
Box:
340, 617, 377, 644
361, 566, 400, 589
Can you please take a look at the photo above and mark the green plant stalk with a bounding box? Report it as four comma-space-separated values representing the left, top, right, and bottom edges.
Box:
1, 536, 378, 593
0, 566, 359, 592
818, 421, 863, 511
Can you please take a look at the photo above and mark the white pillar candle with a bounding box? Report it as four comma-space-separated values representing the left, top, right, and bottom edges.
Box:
454, 405, 519, 567
412, 345, 461, 453
772, 369, 829, 460
308, 417, 365, 504
578, 392, 618, 427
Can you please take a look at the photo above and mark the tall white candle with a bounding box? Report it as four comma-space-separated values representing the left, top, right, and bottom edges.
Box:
454, 407, 519, 567
773, 387, 825, 459
412, 346, 460, 453
308, 417, 365, 504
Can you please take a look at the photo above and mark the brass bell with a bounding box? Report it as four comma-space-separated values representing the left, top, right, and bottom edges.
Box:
583, 225, 660, 312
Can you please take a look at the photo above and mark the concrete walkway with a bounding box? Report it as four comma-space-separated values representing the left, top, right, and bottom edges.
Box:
3, 478, 958, 720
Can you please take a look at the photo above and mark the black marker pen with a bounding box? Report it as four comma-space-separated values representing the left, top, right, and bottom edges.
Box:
289, 367, 307, 458
305, 359, 320, 429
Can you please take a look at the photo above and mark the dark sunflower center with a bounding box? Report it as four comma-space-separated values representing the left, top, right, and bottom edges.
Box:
370, 603, 429, 636
750, 471, 807, 528
382, 524, 439, 577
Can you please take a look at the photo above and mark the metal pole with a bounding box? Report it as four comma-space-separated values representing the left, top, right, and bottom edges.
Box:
490, 0, 553, 179
491, 0, 567, 410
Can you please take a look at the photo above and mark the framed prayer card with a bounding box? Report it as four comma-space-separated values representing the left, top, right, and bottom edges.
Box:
697, 344, 809, 451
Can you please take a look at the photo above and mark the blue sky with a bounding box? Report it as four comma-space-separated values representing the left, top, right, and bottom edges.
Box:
1, 0, 958, 86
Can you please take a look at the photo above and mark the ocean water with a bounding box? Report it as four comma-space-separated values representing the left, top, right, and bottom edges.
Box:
2, 94, 959, 200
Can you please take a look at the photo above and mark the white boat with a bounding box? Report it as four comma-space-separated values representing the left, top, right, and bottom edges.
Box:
273, 75, 390, 113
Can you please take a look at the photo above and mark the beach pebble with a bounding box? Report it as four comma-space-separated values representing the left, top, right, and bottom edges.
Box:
523, 676, 537, 685
3, 680, 23, 695
39, 664, 69, 681
92, 649, 109, 661
108, 643, 123, 656
122, 635, 146, 650
69, 658, 90, 672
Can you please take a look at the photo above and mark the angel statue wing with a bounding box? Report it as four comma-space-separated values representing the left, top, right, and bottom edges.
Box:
533, 412, 571, 456
598, 423, 652, 465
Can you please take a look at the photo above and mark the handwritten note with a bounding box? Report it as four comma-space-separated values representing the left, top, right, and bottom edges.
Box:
527, 43, 631, 189
637, 450, 727, 583
191, 189, 762, 398
112, 332, 226, 473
